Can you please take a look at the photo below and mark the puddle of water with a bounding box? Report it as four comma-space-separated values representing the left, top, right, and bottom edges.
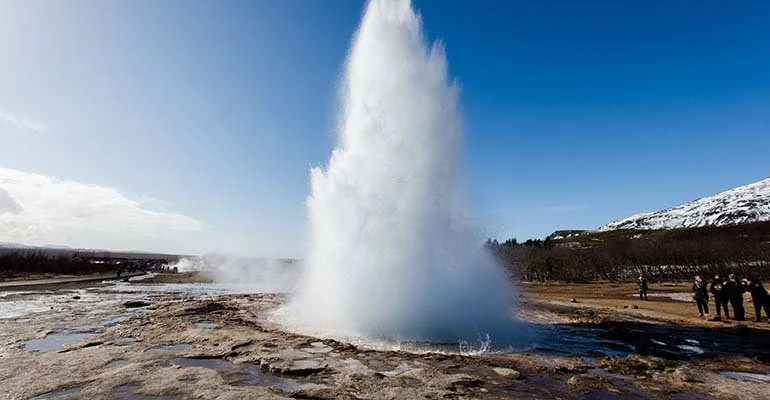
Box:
171, 357, 234, 371
676, 345, 705, 355
102, 316, 127, 326
145, 343, 191, 354
105, 359, 128, 368
587, 368, 634, 381
229, 363, 307, 392
33, 386, 82, 398
24, 333, 96, 352
195, 322, 218, 329
111, 384, 184, 400
529, 325, 635, 358
111, 384, 140, 397
720, 371, 770, 383
75, 316, 128, 332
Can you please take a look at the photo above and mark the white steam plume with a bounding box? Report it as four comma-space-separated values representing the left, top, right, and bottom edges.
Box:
284, 0, 522, 344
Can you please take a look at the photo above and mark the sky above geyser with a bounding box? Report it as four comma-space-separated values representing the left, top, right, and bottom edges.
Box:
1, 0, 769, 257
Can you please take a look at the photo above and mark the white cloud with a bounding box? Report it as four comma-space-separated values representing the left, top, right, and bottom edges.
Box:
0, 110, 47, 132
0, 167, 204, 253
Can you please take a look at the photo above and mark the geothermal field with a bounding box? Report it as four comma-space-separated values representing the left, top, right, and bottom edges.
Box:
3, 270, 770, 399
2, 1, 770, 399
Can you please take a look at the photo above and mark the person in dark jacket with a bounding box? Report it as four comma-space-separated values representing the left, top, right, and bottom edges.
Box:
744, 277, 770, 323
638, 274, 649, 301
724, 274, 746, 321
692, 275, 709, 318
710, 274, 729, 320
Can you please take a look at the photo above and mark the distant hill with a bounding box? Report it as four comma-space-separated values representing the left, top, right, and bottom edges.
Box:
546, 230, 589, 241
599, 177, 770, 231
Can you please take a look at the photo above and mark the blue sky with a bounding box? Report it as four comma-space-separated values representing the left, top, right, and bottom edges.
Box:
1, 0, 769, 257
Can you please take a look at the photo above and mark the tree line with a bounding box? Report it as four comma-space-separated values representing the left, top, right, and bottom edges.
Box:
0, 247, 179, 280
486, 221, 770, 283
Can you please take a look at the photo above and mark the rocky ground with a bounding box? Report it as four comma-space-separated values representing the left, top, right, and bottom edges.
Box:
1, 276, 769, 399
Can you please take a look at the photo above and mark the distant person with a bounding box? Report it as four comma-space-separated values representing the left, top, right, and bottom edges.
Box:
744, 277, 770, 323
724, 274, 746, 321
710, 274, 729, 320
638, 274, 649, 301
692, 275, 709, 318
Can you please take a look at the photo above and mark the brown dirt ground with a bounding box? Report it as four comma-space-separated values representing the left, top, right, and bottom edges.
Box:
523, 282, 770, 330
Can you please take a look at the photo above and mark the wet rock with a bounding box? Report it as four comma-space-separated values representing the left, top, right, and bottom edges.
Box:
670, 366, 703, 384
123, 300, 151, 308
571, 310, 604, 323
71, 295, 81, 300
265, 358, 328, 376
289, 386, 336, 399
59, 341, 104, 353
601, 354, 676, 375
230, 340, 254, 352
181, 301, 232, 315
303, 342, 334, 355
446, 374, 483, 391
570, 298, 578, 303
567, 374, 606, 390
492, 367, 521, 379
654, 366, 703, 385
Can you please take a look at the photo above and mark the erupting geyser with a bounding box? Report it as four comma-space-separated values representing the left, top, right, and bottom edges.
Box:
286, 0, 518, 343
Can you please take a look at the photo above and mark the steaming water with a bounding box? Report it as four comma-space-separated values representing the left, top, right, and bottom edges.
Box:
285, 0, 519, 343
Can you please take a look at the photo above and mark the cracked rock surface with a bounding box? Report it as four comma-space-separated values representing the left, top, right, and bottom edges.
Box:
2, 281, 770, 399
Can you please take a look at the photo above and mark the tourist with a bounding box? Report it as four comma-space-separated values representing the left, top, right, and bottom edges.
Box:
744, 277, 770, 323
710, 274, 729, 320
638, 274, 649, 301
692, 275, 709, 318
724, 274, 746, 321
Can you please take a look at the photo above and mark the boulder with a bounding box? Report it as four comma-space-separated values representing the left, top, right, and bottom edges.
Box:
492, 367, 521, 379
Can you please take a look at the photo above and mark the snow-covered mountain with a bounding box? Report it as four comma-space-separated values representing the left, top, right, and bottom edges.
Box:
599, 177, 770, 231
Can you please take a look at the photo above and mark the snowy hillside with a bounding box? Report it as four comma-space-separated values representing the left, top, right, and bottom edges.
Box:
599, 177, 770, 231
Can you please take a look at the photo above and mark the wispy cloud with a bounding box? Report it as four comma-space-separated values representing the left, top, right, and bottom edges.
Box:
0, 110, 47, 132
0, 167, 204, 253
541, 204, 587, 212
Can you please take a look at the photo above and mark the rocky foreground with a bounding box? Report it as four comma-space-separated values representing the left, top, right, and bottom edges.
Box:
1, 280, 769, 399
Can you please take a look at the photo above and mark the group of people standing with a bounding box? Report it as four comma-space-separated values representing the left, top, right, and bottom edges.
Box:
637, 274, 770, 323
694, 274, 770, 323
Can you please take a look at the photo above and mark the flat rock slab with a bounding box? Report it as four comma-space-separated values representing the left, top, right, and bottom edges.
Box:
264, 358, 328, 376
492, 367, 520, 379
